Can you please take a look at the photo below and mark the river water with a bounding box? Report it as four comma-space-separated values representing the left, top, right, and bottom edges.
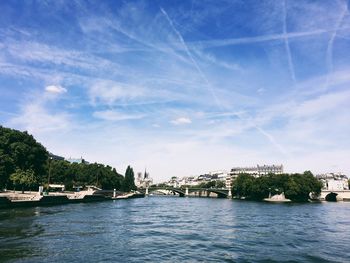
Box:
1, 197, 350, 262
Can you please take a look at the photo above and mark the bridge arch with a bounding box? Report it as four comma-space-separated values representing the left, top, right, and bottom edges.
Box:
168, 189, 186, 197
325, 192, 338, 202
145, 188, 186, 197
206, 189, 229, 198
143, 187, 231, 198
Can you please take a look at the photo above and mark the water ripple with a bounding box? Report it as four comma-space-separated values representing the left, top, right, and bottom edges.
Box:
1, 198, 350, 262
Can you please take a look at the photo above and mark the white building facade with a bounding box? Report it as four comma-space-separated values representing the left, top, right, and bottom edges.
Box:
316, 173, 349, 191
226, 164, 284, 189
230, 164, 283, 178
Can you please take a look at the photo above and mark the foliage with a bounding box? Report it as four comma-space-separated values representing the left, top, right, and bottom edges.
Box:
0, 126, 48, 189
123, 165, 136, 191
0, 126, 135, 192
48, 160, 125, 191
152, 183, 167, 188
232, 171, 322, 202
284, 171, 323, 202
10, 169, 37, 192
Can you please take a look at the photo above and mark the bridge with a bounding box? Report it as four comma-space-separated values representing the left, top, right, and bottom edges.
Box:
319, 190, 350, 201
140, 187, 232, 198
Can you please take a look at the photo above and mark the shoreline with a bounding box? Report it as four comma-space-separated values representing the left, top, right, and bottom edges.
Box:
0, 191, 145, 209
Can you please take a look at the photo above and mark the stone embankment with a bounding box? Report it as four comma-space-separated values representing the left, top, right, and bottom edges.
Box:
0, 190, 144, 209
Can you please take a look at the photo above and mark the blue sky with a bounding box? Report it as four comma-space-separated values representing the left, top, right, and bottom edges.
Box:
1, 0, 350, 181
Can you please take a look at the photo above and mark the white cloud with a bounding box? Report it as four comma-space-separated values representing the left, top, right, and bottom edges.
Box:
2, 0, 350, 181
93, 110, 144, 121
8, 103, 71, 133
5, 40, 116, 72
45, 85, 67, 94
257, 88, 265, 94
170, 117, 192, 125
89, 81, 144, 106
292, 90, 350, 118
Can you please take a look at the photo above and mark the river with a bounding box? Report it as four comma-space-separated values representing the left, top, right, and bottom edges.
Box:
1, 197, 350, 262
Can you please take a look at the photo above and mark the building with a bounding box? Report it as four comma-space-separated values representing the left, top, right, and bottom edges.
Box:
167, 176, 179, 188
208, 170, 228, 180
316, 173, 349, 191
65, 157, 89, 164
225, 175, 232, 189
226, 164, 284, 189
135, 170, 153, 188
257, 164, 283, 176
49, 152, 64, 161
161, 170, 229, 188
230, 164, 283, 178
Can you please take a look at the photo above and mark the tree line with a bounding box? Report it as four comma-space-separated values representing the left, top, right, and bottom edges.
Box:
0, 126, 136, 192
232, 172, 323, 202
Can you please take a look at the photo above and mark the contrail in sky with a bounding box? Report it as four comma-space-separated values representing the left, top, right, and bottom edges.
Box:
325, 3, 348, 91
282, 0, 296, 84
160, 7, 289, 156
185, 27, 350, 50
160, 7, 222, 108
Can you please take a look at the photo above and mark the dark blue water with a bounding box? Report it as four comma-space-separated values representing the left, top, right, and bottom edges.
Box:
1, 197, 350, 262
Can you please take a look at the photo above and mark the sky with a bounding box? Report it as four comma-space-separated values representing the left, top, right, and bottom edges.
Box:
0, 0, 350, 182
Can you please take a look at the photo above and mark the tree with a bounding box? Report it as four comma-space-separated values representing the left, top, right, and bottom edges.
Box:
216, 180, 225, 188
0, 152, 13, 189
10, 169, 37, 193
232, 173, 255, 198
0, 126, 48, 188
231, 171, 322, 202
123, 165, 136, 192
47, 160, 124, 191
0, 126, 126, 191
284, 171, 322, 202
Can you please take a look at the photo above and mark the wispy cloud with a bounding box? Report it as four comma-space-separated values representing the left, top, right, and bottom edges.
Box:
170, 117, 192, 125
45, 85, 67, 94
93, 110, 144, 121
187, 27, 350, 50
1, 0, 350, 178
8, 99, 71, 134
161, 6, 290, 156
88, 80, 144, 106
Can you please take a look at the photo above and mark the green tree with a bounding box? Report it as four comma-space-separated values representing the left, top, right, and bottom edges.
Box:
47, 160, 124, 191
123, 165, 136, 192
231, 171, 322, 202
216, 180, 225, 188
0, 126, 48, 188
232, 173, 255, 198
0, 126, 133, 192
10, 169, 37, 193
284, 171, 322, 202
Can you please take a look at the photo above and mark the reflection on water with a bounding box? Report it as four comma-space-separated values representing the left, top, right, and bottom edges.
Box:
0, 207, 43, 261
1, 198, 350, 262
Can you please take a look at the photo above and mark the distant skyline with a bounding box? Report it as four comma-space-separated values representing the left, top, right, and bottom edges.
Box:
1, 0, 350, 182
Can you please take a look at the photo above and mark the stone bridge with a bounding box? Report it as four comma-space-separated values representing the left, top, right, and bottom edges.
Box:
319, 190, 350, 201
140, 187, 232, 198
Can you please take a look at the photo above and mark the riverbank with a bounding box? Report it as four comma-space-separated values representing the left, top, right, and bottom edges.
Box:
0, 190, 145, 209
